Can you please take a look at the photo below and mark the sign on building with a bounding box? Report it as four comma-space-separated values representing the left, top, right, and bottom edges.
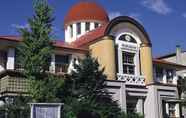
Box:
30, 103, 63, 118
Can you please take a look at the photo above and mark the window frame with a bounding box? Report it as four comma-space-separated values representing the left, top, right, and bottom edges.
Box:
94, 23, 99, 28
70, 25, 73, 37
85, 22, 90, 31
122, 51, 135, 75
76, 22, 81, 35
155, 66, 164, 82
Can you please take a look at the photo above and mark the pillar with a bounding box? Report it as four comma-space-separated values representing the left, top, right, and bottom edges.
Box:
136, 99, 144, 114
89, 36, 116, 80
50, 54, 55, 73
6, 48, 15, 70
163, 69, 167, 83
72, 23, 77, 42
144, 85, 159, 118
81, 22, 86, 35
175, 103, 180, 117
90, 22, 95, 30
173, 70, 178, 84
120, 82, 127, 112
140, 44, 153, 84
165, 103, 169, 116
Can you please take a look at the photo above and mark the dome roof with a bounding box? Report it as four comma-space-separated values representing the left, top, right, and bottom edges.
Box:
64, 1, 109, 26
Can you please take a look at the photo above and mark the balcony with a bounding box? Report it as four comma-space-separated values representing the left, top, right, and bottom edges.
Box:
117, 74, 145, 85
55, 63, 69, 74
0, 73, 30, 97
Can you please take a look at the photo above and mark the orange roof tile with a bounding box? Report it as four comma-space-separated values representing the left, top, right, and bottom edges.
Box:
0, 35, 88, 53
64, 1, 109, 26
72, 23, 109, 47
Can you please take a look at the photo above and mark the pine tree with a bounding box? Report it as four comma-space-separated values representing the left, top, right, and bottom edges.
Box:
16, 0, 65, 103
17, 0, 54, 80
63, 54, 122, 118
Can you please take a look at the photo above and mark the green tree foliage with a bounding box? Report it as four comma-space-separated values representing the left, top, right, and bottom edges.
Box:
30, 75, 65, 102
0, 96, 30, 118
17, 0, 54, 80
2, 1, 65, 117
16, 0, 65, 103
62, 54, 143, 118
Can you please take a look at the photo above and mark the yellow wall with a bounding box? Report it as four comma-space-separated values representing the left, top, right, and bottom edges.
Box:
140, 45, 153, 84
89, 36, 116, 80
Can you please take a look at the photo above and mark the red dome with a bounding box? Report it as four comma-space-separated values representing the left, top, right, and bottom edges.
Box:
64, 1, 109, 26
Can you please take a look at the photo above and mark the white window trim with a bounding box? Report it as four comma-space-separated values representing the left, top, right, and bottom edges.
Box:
116, 32, 141, 76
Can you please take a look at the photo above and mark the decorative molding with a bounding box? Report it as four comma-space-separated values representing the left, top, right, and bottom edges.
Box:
117, 73, 145, 85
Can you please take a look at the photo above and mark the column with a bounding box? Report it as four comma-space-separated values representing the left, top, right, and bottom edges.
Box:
136, 99, 144, 114
72, 23, 77, 41
121, 82, 127, 112
90, 22, 95, 30
6, 48, 15, 70
58, 105, 61, 118
50, 54, 55, 73
163, 69, 167, 83
135, 50, 140, 76
30, 104, 34, 118
118, 46, 123, 74
175, 103, 180, 117
81, 22, 86, 35
65, 26, 70, 43
165, 103, 169, 116
173, 70, 178, 84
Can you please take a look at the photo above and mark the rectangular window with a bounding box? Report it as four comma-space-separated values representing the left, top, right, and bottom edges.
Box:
95, 23, 99, 28
70, 25, 73, 37
156, 67, 163, 82
122, 52, 135, 74
85, 22, 90, 31
55, 55, 69, 73
77, 22, 81, 35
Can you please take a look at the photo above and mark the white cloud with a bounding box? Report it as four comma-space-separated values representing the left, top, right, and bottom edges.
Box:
109, 12, 122, 20
182, 13, 186, 18
142, 0, 172, 15
11, 24, 30, 29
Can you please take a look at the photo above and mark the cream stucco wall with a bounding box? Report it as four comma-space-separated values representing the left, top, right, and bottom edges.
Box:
89, 36, 116, 80
140, 45, 154, 84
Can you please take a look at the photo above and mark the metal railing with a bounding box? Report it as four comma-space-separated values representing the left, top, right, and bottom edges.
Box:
0, 76, 30, 97
55, 63, 69, 73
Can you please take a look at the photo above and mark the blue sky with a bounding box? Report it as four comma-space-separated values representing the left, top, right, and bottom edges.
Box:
0, 0, 186, 57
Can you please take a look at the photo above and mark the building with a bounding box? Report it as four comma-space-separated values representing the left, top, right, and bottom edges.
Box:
0, 1, 185, 118
157, 45, 186, 117
157, 45, 186, 79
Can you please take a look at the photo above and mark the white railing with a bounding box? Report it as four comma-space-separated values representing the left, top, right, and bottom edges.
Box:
117, 73, 145, 85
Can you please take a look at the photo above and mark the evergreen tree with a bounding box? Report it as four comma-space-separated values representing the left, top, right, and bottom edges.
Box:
17, 0, 54, 80
16, 0, 65, 103
62, 54, 122, 118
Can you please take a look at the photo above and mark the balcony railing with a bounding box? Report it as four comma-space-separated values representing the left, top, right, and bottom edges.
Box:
55, 63, 69, 73
0, 76, 30, 97
117, 73, 145, 85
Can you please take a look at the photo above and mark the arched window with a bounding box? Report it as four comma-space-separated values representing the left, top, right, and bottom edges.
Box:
118, 34, 137, 43
116, 33, 140, 76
